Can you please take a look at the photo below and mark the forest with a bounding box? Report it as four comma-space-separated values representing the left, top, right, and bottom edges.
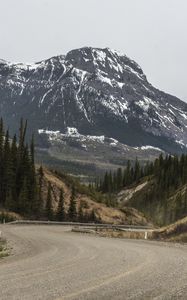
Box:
99, 154, 187, 224
0, 118, 97, 222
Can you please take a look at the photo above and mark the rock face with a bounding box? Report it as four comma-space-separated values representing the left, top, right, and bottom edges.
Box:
0, 47, 187, 153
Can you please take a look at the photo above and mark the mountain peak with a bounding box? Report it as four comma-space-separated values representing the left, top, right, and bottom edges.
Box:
0, 47, 187, 154
65, 47, 145, 80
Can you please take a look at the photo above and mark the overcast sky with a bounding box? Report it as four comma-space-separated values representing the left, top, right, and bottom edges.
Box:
1, 0, 187, 101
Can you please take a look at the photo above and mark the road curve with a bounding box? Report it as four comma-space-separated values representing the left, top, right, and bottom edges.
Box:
0, 225, 187, 300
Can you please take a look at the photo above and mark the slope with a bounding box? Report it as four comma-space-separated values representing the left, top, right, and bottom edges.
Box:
40, 167, 150, 226
152, 216, 187, 242
118, 178, 187, 226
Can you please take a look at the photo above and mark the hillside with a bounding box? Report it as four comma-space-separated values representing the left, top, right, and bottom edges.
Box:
96, 154, 187, 227
118, 179, 187, 226
39, 167, 150, 225
0, 166, 151, 226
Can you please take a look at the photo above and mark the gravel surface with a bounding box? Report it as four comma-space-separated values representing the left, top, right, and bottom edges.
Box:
0, 225, 187, 300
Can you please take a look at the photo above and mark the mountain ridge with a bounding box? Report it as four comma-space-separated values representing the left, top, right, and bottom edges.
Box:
0, 46, 187, 156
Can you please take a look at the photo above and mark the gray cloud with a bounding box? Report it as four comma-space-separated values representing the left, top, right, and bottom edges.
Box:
0, 0, 187, 101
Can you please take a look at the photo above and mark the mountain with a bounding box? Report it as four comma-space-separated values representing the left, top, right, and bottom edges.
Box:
1, 47, 187, 167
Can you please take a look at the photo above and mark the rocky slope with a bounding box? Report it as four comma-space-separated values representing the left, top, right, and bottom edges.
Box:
1, 47, 187, 157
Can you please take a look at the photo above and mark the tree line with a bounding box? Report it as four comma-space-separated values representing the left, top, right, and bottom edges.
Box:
98, 158, 152, 193
98, 154, 187, 224
0, 118, 38, 214
98, 154, 187, 194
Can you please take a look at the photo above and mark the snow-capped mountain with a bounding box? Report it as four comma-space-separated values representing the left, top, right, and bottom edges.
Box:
0, 47, 187, 154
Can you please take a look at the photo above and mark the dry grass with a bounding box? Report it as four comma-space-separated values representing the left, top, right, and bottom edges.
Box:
72, 227, 151, 240
151, 216, 187, 242
41, 168, 151, 225
98, 229, 147, 239
0, 211, 22, 222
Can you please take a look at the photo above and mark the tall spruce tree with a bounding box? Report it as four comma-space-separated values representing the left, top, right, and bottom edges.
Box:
56, 188, 65, 221
0, 118, 40, 216
78, 200, 84, 222
46, 182, 53, 220
68, 185, 77, 221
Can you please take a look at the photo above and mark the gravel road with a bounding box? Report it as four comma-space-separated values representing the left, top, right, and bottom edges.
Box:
0, 225, 187, 300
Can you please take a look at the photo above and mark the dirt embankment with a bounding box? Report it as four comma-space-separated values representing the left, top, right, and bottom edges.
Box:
151, 216, 187, 242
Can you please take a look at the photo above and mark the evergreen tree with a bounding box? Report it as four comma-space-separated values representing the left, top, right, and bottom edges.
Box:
0, 118, 41, 216
68, 185, 77, 221
78, 201, 84, 222
123, 160, 131, 186
2, 130, 11, 205
56, 188, 65, 221
134, 158, 141, 181
34, 165, 44, 217
18, 178, 30, 214
45, 182, 53, 220
89, 209, 97, 223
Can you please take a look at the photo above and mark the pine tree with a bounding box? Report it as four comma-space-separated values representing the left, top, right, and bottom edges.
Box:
78, 201, 84, 222
0, 118, 39, 215
28, 135, 38, 214
134, 158, 140, 181
68, 185, 77, 221
56, 188, 65, 221
116, 168, 123, 190
10, 134, 18, 205
89, 209, 97, 223
2, 130, 12, 205
123, 160, 131, 186
46, 182, 53, 220
18, 178, 30, 214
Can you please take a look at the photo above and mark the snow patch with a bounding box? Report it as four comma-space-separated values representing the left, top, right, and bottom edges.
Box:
140, 145, 162, 151
38, 127, 106, 144
39, 89, 52, 106
97, 72, 113, 86
176, 140, 187, 147
38, 129, 60, 135
92, 49, 106, 67
136, 96, 159, 112
66, 127, 80, 136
